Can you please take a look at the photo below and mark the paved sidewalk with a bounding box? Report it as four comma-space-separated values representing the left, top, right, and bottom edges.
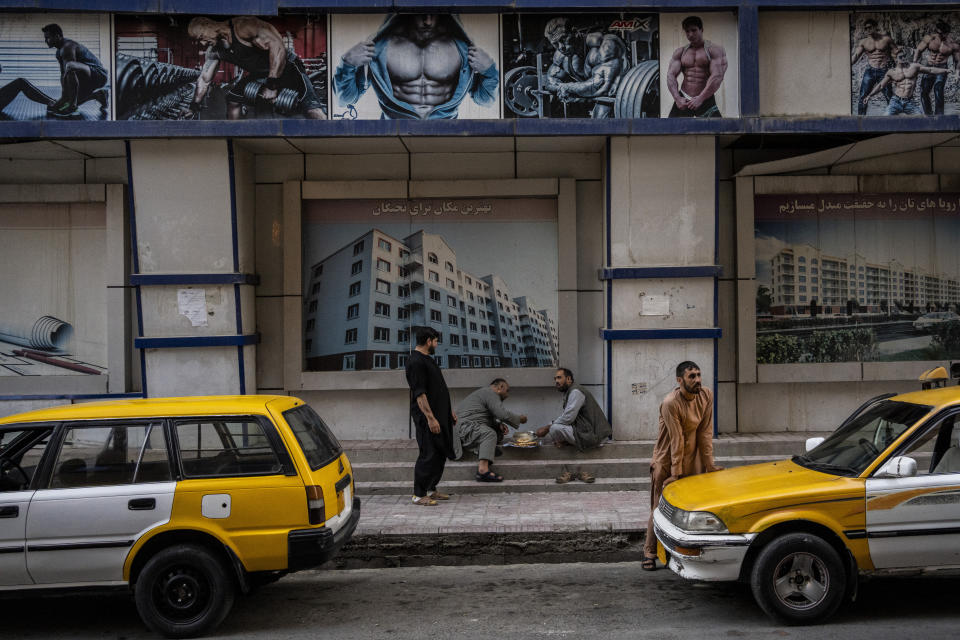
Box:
354, 490, 651, 536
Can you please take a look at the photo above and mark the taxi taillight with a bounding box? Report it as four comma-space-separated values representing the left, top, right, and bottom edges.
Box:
306, 485, 325, 524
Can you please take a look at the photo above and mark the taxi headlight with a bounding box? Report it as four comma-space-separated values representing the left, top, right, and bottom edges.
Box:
670, 509, 728, 533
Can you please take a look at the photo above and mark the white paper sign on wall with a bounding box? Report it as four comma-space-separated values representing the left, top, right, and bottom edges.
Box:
177, 288, 208, 327
640, 295, 670, 316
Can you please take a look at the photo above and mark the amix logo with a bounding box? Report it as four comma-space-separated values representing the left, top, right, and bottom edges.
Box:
608, 17, 653, 34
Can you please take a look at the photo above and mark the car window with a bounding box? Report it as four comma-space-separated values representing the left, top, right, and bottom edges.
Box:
175, 419, 283, 477
0, 427, 53, 492
282, 405, 343, 470
50, 423, 170, 488
904, 414, 960, 475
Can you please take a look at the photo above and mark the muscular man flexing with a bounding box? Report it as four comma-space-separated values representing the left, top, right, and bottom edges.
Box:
864, 58, 950, 116
335, 14, 498, 120
541, 17, 587, 93
667, 16, 728, 118
852, 19, 899, 115
556, 34, 627, 118
186, 16, 325, 120
913, 21, 960, 115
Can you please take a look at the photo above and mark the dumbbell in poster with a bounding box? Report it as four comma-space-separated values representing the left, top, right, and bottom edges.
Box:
329, 14, 501, 120
114, 15, 327, 120
0, 13, 112, 120
501, 14, 659, 119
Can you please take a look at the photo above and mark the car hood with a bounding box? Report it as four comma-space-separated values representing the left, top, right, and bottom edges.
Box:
661, 458, 865, 531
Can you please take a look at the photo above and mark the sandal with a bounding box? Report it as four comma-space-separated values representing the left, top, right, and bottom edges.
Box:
555, 465, 573, 484
412, 495, 438, 506
641, 557, 658, 571
575, 468, 596, 483
475, 470, 504, 482
428, 491, 451, 500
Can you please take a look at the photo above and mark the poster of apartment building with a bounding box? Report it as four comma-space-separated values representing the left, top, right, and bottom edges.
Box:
114, 14, 326, 120
302, 198, 559, 372
851, 12, 960, 117
755, 193, 960, 364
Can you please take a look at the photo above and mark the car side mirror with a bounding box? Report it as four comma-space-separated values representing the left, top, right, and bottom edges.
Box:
805, 437, 825, 452
875, 456, 918, 478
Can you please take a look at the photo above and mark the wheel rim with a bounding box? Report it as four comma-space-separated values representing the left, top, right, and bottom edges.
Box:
152, 564, 212, 624
772, 551, 830, 611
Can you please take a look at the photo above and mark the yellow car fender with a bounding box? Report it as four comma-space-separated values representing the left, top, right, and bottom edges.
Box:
745, 508, 874, 571
123, 523, 244, 582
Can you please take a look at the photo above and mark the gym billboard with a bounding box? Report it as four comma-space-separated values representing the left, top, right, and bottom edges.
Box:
113, 14, 327, 120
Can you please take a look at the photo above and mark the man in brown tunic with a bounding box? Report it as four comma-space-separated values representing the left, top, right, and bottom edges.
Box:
642, 361, 723, 570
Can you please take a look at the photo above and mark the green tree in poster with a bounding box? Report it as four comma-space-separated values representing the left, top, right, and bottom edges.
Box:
757, 285, 772, 314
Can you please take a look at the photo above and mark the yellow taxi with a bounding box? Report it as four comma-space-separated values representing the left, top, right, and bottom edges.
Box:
654, 385, 960, 624
0, 395, 358, 638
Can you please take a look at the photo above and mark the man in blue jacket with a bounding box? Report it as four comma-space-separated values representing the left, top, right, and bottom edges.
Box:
334, 14, 498, 119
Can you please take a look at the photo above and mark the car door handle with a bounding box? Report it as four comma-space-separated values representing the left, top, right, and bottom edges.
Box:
128, 498, 156, 511
0, 505, 19, 518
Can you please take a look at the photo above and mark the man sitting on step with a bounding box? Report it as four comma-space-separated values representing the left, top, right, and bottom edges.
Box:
535, 368, 612, 483
455, 378, 527, 483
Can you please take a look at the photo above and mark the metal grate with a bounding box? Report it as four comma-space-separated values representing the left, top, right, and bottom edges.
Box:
658, 496, 676, 521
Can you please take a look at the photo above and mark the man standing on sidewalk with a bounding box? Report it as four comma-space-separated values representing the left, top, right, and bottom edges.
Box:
455, 378, 527, 483
405, 327, 456, 506
643, 361, 723, 570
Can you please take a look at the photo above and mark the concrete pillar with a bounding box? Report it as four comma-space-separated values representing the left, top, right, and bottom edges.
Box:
129, 139, 256, 397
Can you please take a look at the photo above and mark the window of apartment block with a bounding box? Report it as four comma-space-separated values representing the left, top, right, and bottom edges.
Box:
375, 302, 390, 317
429, 270, 439, 282
343, 354, 356, 370
378, 239, 392, 252
460, 355, 470, 367
398, 308, 410, 320
311, 282, 321, 295
398, 285, 409, 297
484, 357, 492, 367
307, 300, 318, 313
351, 260, 363, 275
397, 354, 407, 368
377, 258, 391, 272
398, 266, 408, 277
398, 330, 410, 343
305, 339, 312, 352
345, 328, 358, 344
373, 353, 389, 369
312, 264, 323, 278
483, 341, 490, 350
433, 356, 443, 367
349, 281, 361, 296
430, 309, 442, 322
347, 304, 360, 319
445, 261, 454, 272
376, 279, 390, 294
353, 241, 364, 256
305, 319, 315, 331
470, 322, 477, 331
446, 278, 456, 289
493, 357, 501, 367
428, 253, 438, 264
465, 276, 472, 285
471, 339, 479, 348
473, 356, 482, 367
481, 326, 487, 334
448, 314, 458, 325
447, 295, 457, 307
430, 289, 441, 302
373, 327, 390, 342
450, 335, 460, 345
468, 306, 475, 316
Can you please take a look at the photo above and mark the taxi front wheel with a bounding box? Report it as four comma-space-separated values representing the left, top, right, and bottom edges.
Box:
134, 544, 236, 638
750, 532, 846, 625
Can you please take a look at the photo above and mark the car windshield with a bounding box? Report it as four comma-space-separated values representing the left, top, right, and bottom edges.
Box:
794, 400, 932, 476
282, 404, 343, 470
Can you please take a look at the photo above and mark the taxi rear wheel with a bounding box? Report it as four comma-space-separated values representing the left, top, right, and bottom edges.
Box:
135, 544, 235, 638
750, 532, 846, 625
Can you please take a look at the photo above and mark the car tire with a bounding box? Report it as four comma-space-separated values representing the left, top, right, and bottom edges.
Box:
134, 544, 236, 638
750, 532, 846, 625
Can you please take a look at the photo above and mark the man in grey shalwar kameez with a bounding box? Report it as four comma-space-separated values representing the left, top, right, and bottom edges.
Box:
455, 378, 527, 482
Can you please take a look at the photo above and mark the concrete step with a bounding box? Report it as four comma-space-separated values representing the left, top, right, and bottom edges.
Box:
351, 454, 778, 485
356, 476, 650, 495
342, 433, 825, 464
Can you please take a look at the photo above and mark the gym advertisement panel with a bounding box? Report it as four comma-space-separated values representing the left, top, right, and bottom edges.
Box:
755, 193, 960, 364
659, 12, 738, 118
851, 12, 960, 116
501, 13, 659, 119
302, 198, 559, 372
114, 14, 327, 120
0, 203, 107, 377
0, 13, 112, 121
329, 13, 501, 120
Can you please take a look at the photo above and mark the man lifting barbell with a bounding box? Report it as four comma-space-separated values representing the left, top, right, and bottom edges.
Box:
185, 16, 325, 120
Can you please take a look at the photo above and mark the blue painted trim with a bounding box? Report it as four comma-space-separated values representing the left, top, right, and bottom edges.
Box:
602, 328, 723, 340
0, 1, 279, 14
738, 5, 760, 117
601, 266, 722, 279
135, 335, 260, 349
5, 115, 960, 140
0, 392, 144, 401
129, 273, 260, 286
604, 138, 613, 427
226, 141, 248, 395
713, 137, 720, 436
126, 140, 148, 398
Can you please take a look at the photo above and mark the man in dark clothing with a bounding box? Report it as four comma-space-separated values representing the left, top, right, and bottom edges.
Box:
186, 16, 325, 120
405, 326, 456, 506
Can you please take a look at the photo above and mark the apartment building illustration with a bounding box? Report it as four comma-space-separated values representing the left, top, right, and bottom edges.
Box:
768, 243, 960, 316
304, 229, 559, 371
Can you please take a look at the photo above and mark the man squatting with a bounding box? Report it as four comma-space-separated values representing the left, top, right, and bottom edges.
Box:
455, 379, 527, 482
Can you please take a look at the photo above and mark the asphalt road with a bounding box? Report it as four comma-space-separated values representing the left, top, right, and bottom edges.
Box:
2, 562, 956, 639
